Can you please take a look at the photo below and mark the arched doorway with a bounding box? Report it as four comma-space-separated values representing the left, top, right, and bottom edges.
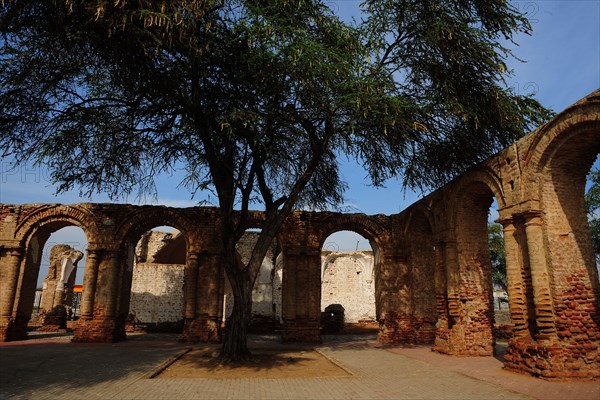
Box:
35, 227, 87, 327
434, 177, 505, 356
11, 219, 91, 340
126, 225, 186, 333
320, 231, 376, 334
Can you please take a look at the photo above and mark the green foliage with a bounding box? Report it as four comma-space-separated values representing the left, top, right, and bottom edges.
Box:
362, 0, 555, 189
1, 0, 552, 205
585, 169, 600, 261
488, 222, 507, 291
1, 0, 553, 357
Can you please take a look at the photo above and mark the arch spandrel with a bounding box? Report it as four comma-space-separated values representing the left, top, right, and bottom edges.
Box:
443, 168, 506, 234
13, 203, 100, 246
313, 212, 392, 256
400, 203, 436, 241
523, 90, 600, 179
113, 206, 202, 249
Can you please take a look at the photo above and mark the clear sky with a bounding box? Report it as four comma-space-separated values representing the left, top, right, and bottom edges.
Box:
0, 0, 599, 283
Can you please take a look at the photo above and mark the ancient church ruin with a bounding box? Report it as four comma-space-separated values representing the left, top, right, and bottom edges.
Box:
1, 90, 599, 380
122, 230, 376, 332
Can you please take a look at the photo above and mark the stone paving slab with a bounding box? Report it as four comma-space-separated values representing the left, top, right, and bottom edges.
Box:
0, 333, 593, 400
387, 344, 600, 400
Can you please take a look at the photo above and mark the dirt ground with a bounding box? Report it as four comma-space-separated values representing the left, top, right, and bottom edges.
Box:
156, 347, 351, 379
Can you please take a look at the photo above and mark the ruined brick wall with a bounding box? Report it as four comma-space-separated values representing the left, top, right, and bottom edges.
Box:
0, 89, 598, 379
39, 244, 73, 314
135, 230, 177, 263
320, 251, 376, 323
128, 231, 185, 329
129, 263, 185, 328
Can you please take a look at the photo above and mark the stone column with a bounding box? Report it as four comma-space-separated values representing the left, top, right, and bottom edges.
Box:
500, 218, 530, 339
0, 247, 24, 335
523, 212, 556, 340
79, 249, 101, 319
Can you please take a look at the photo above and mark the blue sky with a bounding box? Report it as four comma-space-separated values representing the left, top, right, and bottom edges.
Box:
0, 1, 598, 283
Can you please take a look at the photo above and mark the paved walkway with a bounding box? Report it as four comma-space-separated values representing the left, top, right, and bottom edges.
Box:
0, 333, 598, 399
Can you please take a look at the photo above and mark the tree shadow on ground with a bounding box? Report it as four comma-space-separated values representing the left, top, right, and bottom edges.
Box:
0, 333, 189, 398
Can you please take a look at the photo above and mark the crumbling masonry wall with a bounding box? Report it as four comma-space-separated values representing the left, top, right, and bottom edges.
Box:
128, 231, 185, 331
321, 251, 376, 323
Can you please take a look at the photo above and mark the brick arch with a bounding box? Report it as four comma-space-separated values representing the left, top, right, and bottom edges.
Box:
114, 207, 197, 248
448, 168, 505, 223
526, 100, 600, 367
439, 170, 501, 356
526, 98, 600, 299
523, 91, 600, 176
315, 213, 391, 254
8, 204, 97, 341
112, 207, 200, 344
401, 203, 435, 239
448, 173, 500, 268
14, 204, 99, 245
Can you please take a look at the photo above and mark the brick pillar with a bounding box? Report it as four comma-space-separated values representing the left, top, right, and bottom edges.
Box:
181, 250, 222, 342
377, 253, 414, 344
433, 241, 458, 354
0, 247, 24, 341
433, 238, 494, 356
104, 250, 122, 319
504, 211, 600, 379
433, 241, 448, 331
79, 248, 101, 319
73, 248, 125, 342
444, 241, 460, 320
184, 251, 199, 320
282, 248, 321, 343
523, 212, 557, 340
500, 218, 531, 340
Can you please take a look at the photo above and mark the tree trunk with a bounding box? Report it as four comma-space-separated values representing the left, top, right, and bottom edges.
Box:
220, 266, 253, 361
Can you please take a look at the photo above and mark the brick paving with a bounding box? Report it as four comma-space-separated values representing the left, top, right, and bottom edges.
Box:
0, 333, 597, 400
